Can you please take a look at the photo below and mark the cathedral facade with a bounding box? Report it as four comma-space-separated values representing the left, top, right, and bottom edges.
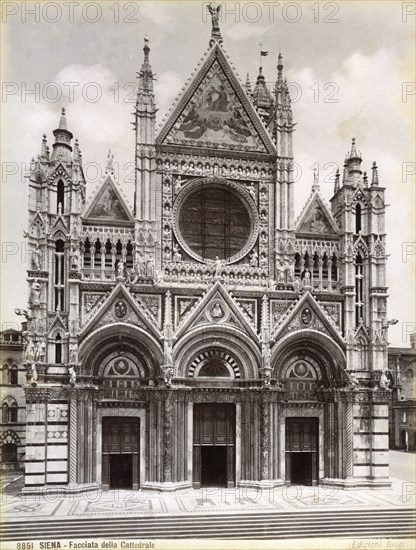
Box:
20, 16, 391, 492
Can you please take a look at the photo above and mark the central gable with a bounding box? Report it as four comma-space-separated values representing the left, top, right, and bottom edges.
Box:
157, 45, 276, 155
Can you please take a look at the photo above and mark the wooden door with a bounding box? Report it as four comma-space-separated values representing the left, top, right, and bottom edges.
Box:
193, 403, 235, 488
285, 417, 318, 485
102, 417, 140, 490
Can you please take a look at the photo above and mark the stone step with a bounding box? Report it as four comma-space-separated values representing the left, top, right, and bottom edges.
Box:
2, 509, 415, 540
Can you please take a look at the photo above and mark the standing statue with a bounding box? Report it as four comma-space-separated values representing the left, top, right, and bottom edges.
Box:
249, 249, 258, 267
147, 256, 155, 278
30, 363, 38, 384
32, 243, 43, 271
137, 251, 146, 276
116, 261, 125, 278
379, 371, 390, 389
174, 176, 183, 194
154, 269, 164, 284
25, 338, 35, 363
292, 276, 303, 292
30, 280, 41, 305
173, 244, 182, 262
302, 269, 311, 287
163, 338, 173, 367
68, 365, 77, 385
69, 343, 78, 364
70, 245, 80, 270
284, 259, 294, 282
276, 260, 286, 283
35, 340, 46, 363
207, 3, 221, 30
214, 256, 222, 277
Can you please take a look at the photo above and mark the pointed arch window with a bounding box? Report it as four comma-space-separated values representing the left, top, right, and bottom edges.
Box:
331, 253, 338, 281
313, 252, 319, 280
2, 400, 18, 423
57, 180, 65, 213
55, 333, 62, 364
116, 240, 123, 263
126, 241, 133, 269
84, 238, 91, 267
355, 203, 362, 234
322, 253, 329, 280
10, 365, 18, 385
355, 253, 364, 325
54, 239, 65, 311
105, 240, 113, 268
94, 239, 102, 268
294, 253, 301, 278
2, 365, 9, 385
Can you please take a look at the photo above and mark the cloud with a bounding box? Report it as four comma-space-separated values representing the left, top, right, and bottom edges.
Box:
287, 47, 415, 340
224, 22, 267, 42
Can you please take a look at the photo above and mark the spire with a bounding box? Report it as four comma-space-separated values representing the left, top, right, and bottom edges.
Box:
274, 52, 285, 105
334, 168, 340, 193
137, 36, 154, 94
59, 107, 68, 130
346, 137, 362, 185
207, 3, 222, 46
252, 66, 274, 119
371, 161, 379, 186
163, 290, 173, 339
73, 138, 81, 165
40, 134, 48, 160
363, 171, 368, 187
261, 294, 270, 341
245, 72, 252, 96
50, 107, 73, 162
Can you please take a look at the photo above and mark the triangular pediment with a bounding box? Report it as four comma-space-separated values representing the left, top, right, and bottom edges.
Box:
48, 314, 67, 335
175, 281, 258, 341
296, 191, 339, 236
49, 214, 68, 238
48, 162, 72, 183
271, 291, 345, 348
80, 283, 160, 341
83, 175, 134, 224
157, 45, 276, 155
354, 323, 370, 344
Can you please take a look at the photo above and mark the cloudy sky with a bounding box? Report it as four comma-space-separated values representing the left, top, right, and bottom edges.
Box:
1, 0, 415, 346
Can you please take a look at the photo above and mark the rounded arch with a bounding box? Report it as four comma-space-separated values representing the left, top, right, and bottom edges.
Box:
190, 349, 240, 379
271, 329, 346, 382
79, 323, 163, 379
174, 324, 261, 379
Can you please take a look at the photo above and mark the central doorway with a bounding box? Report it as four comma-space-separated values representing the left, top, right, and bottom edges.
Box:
285, 417, 318, 486
193, 403, 235, 488
102, 417, 139, 490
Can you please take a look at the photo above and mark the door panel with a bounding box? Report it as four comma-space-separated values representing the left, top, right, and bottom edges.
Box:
285, 417, 319, 486
193, 403, 235, 488
102, 417, 140, 491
